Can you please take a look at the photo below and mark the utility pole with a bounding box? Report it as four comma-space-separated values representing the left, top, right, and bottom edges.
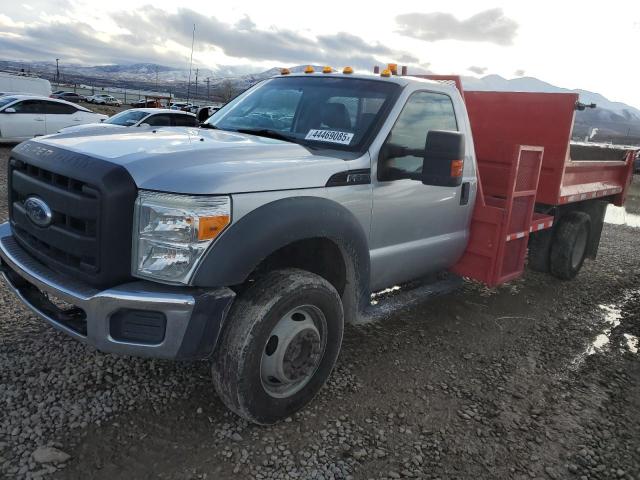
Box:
155, 65, 159, 91
186, 23, 196, 102
206, 77, 210, 101
55, 58, 60, 85
194, 68, 199, 98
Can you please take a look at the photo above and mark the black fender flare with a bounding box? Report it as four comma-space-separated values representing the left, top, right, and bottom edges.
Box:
191, 196, 370, 320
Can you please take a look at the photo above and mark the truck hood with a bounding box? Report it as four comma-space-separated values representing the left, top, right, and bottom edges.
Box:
58, 123, 125, 134
36, 127, 355, 194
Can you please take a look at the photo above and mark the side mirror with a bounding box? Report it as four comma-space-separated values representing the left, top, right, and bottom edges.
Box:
139, 123, 151, 128
3, 107, 16, 113
422, 130, 465, 187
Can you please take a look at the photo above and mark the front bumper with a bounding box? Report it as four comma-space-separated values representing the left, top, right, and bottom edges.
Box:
0, 222, 235, 360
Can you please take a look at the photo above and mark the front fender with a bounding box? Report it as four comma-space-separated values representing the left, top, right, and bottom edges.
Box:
191, 196, 370, 318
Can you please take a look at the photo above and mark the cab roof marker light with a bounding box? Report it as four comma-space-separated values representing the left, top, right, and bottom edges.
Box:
343, 66, 354, 74
322, 66, 332, 74
280, 68, 290, 75
380, 69, 391, 78
304, 65, 315, 74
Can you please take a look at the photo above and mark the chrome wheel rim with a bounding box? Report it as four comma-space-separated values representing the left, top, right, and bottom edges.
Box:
260, 305, 327, 398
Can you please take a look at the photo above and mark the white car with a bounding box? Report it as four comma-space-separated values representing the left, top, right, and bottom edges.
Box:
0, 95, 108, 143
170, 102, 192, 111
57, 108, 198, 134
86, 94, 122, 106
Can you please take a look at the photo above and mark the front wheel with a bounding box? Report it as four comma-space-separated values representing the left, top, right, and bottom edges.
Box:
212, 269, 344, 424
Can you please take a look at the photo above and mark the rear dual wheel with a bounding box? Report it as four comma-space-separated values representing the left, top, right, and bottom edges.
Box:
212, 269, 344, 425
549, 212, 591, 280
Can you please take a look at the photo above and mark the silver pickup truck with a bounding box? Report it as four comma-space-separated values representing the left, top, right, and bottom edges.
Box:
1, 72, 477, 424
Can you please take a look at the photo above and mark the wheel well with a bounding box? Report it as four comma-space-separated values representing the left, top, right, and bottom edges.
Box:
528, 199, 608, 272
249, 238, 348, 297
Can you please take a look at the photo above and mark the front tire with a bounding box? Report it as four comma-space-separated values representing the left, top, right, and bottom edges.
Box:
550, 212, 591, 280
212, 269, 344, 424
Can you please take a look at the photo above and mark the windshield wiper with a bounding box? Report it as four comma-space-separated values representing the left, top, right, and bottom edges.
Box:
199, 123, 219, 129
234, 128, 296, 143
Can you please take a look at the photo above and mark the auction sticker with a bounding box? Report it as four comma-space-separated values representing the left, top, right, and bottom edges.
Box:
305, 129, 354, 145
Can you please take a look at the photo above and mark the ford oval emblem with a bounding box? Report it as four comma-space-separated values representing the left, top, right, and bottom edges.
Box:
24, 197, 53, 227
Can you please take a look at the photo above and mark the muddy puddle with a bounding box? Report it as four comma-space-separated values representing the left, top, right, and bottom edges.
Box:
604, 205, 640, 228
572, 290, 639, 367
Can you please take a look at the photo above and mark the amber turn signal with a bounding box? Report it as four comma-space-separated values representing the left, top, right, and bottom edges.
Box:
451, 160, 464, 178
198, 215, 231, 241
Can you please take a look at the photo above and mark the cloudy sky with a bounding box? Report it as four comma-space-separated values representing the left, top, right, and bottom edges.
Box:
1, 0, 639, 107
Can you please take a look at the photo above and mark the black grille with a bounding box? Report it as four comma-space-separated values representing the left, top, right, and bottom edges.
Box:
11, 161, 100, 272
8, 141, 138, 288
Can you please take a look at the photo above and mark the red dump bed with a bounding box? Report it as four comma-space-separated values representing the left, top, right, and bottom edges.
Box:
464, 91, 635, 207
415, 74, 635, 286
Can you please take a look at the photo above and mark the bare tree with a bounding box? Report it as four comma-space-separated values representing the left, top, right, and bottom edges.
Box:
219, 80, 237, 103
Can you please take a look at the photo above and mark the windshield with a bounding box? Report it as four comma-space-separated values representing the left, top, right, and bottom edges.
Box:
105, 110, 149, 126
0, 96, 18, 109
205, 76, 400, 150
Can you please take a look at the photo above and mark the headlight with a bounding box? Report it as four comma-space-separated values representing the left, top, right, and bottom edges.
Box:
132, 191, 231, 284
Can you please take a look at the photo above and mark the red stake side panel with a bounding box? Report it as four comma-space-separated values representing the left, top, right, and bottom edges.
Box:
560, 152, 635, 207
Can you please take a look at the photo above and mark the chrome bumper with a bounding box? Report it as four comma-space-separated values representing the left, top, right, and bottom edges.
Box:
0, 222, 234, 359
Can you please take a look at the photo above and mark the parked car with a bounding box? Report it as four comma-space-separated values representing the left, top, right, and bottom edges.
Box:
50, 91, 85, 103
86, 94, 122, 106
58, 108, 198, 134
130, 99, 163, 108
0, 95, 107, 142
170, 102, 192, 111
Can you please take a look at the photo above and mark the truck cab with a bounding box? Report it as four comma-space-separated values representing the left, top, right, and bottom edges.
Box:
0, 69, 633, 424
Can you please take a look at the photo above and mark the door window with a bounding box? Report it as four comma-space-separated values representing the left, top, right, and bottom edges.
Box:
379, 91, 458, 181
172, 114, 198, 127
11, 100, 49, 114
46, 102, 78, 114
144, 114, 172, 126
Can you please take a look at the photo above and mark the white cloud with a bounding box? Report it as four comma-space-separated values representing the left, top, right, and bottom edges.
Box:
0, 0, 639, 108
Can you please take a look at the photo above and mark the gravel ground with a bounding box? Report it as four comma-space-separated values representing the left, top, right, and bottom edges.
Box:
0, 144, 638, 480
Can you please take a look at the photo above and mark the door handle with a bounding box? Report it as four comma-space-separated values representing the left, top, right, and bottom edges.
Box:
460, 182, 470, 205
34, 118, 45, 122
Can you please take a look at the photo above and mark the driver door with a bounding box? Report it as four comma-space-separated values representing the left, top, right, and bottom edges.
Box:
369, 90, 471, 290
3, 100, 47, 139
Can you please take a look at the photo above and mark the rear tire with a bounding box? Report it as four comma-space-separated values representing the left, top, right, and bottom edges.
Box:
212, 268, 344, 425
549, 212, 591, 280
